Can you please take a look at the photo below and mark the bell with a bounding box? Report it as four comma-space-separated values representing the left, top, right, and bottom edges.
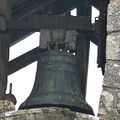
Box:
19, 50, 94, 115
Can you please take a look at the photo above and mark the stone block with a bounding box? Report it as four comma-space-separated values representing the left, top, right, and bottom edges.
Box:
0, 100, 15, 119
106, 32, 120, 60
98, 88, 120, 119
1, 107, 97, 120
103, 60, 120, 89
99, 116, 120, 120
2, 108, 76, 120
34, 113, 44, 120
9, 115, 26, 120
0, 100, 15, 112
107, 0, 120, 32
75, 112, 97, 120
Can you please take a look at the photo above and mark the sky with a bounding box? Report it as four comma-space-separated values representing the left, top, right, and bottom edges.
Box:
6, 7, 102, 116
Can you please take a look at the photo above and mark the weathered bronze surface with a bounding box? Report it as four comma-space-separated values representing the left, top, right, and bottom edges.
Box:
19, 50, 94, 115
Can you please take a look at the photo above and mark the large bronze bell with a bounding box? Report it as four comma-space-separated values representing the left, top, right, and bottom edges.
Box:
19, 50, 94, 115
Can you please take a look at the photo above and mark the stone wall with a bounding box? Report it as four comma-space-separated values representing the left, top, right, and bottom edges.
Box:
0, 101, 97, 120
2, 108, 76, 120
98, 0, 120, 119
0, 100, 15, 118
2, 109, 96, 120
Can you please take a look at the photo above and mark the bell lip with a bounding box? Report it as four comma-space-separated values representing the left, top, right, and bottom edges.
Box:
19, 104, 94, 116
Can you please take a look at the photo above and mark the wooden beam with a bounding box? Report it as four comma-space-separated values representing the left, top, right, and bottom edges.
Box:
12, 0, 58, 21
5, 15, 92, 32
10, 32, 33, 46
8, 47, 47, 75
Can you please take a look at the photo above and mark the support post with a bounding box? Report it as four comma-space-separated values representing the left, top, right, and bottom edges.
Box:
0, 34, 10, 99
76, 0, 91, 98
0, 0, 11, 100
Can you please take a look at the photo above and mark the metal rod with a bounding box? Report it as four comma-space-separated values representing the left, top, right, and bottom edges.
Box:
9, 83, 12, 94
61, 12, 70, 43
48, 10, 54, 42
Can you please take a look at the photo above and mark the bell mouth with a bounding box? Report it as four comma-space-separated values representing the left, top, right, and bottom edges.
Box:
19, 103, 94, 115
